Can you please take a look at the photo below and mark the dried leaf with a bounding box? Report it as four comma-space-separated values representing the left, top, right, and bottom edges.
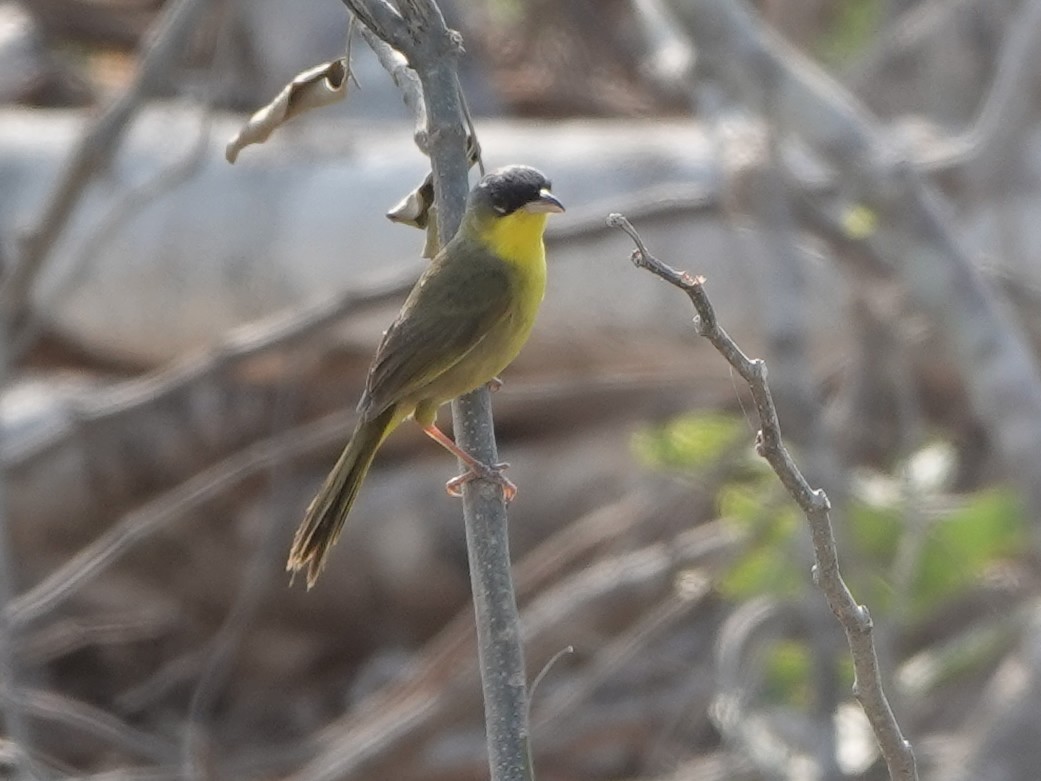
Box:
383, 137, 482, 257
386, 173, 434, 229
386, 174, 442, 257
226, 59, 350, 163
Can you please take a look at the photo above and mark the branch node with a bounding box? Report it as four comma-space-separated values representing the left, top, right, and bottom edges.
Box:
754, 430, 766, 457
445, 28, 465, 55
855, 604, 873, 631
810, 488, 831, 512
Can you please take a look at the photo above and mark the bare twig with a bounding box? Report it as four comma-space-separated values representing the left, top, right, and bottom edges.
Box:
340, 0, 411, 53
355, 23, 427, 149
609, 213, 918, 781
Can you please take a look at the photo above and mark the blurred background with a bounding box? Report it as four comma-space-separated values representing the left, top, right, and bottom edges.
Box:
3, 0, 1041, 779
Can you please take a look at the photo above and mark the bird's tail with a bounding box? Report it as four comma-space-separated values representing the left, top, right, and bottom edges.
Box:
288, 407, 397, 588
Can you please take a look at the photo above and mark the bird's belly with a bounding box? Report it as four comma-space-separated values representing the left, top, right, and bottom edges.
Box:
410, 308, 535, 415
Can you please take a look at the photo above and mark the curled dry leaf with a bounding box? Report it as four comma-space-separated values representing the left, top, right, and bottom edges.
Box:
387, 173, 434, 229
225, 58, 350, 163
384, 137, 481, 257
386, 174, 442, 257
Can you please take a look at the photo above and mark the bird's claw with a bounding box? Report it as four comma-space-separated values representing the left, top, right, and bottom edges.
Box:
445, 461, 517, 503
487, 376, 503, 393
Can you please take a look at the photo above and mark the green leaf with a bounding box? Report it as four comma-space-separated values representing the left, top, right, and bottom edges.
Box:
720, 543, 803, 600
817, 0, 882, 66
763, 640, 812, 707
718, 481, 767, 525
719, 501, 802, 599
847, 500, 903, 562
632, 412, 745, 471
912, 488, 1024, 614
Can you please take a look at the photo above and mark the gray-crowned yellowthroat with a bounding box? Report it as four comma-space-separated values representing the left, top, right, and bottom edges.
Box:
288, 165, 564, 587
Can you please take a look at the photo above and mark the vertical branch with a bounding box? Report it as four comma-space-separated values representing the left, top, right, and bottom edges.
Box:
340, 2, 533, 779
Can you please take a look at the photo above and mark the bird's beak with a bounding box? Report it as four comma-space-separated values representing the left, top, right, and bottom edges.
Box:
522, 188, 566, 214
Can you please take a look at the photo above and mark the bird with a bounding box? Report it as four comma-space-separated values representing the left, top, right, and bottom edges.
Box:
287, 164, 564, 588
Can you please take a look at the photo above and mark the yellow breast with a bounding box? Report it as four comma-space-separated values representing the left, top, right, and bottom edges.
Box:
477, 210, 549, 325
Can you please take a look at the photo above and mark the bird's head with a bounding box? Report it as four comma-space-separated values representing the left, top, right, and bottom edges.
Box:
468, 164, 564, 221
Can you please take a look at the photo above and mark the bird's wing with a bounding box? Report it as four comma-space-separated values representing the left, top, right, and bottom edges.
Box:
358, 246, 512, 418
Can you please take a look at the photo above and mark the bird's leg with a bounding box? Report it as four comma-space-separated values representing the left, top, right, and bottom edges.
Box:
444, 466, 517, 503
487, 376, 503, 392
420, 424, 517, 503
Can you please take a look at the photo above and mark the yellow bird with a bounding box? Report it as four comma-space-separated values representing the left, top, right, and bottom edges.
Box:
288, 165, 564, 587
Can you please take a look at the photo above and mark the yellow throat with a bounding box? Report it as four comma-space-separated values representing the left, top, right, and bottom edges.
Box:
479, 211, 550, 271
